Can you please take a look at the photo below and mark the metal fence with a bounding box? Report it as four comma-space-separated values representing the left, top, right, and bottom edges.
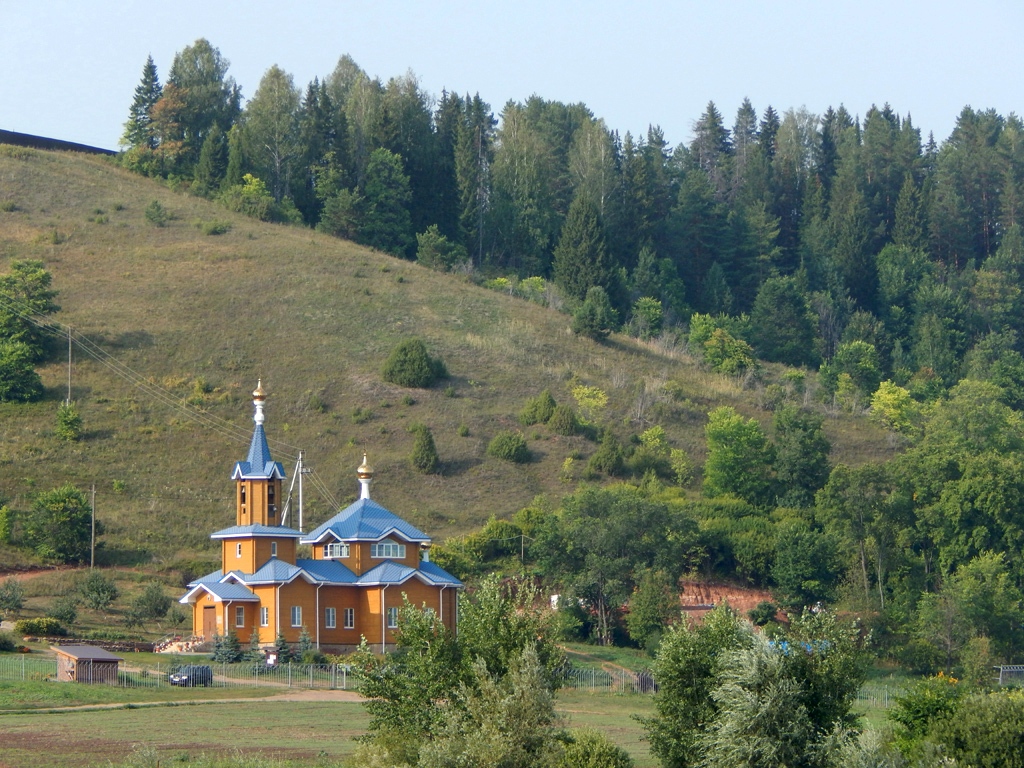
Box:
0, 656, 354, 691
559, 666, 658, 694
0, 654, 57, 682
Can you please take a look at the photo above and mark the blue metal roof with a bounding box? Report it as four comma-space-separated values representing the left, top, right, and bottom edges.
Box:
232, 559, 310, 584
418, 560, 463, 586
210, 524, 303, 539
180, 580, 259, 604
189, 568, 225, 587
296, 558, 358, 584
231, 424, 286, 480
355, 559, 462, 587
301, 498, 430, 545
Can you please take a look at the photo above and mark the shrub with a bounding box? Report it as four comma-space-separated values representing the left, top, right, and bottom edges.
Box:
487, 430, 530, 463
0, 576, 25, 617
200, 220, 231, 235
0, 631, 16, 652
382, 338, 447, 388
457, 423, 470, 437
416, 224, 469, 271
411, 424, 439, 474
212, 631, 243, 663
559, 729, 635, 768
144, 200, 168, 227
14, 617, 66, 637
587, 431, 624, 476
519, 390, 557, 426
0, 340, 44, 402
548, 404, 580, 436
572, 286, 618, 341
78, 570, 119, 611
47, 595, 78, 626
55, 401, 83, 441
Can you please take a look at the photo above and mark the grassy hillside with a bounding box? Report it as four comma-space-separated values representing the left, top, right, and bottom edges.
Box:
0, 145, 891, 571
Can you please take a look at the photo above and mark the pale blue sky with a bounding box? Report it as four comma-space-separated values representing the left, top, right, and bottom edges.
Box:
1, 0, 1021, 151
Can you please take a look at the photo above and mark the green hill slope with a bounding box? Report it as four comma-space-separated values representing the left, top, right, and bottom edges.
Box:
0, 146, 890, 569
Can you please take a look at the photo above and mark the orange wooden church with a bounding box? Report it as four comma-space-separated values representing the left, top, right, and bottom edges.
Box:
180, 383, 461, 651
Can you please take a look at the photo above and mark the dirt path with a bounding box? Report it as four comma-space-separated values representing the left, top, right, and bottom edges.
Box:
0, 687, 365, 715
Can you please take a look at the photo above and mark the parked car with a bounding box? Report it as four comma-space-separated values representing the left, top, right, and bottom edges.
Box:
169, 664, 213, 687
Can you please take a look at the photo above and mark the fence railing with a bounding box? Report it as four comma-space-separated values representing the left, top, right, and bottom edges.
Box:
0, 657, 354, 691
559, 666, 658, 694
0, 654, 57, 682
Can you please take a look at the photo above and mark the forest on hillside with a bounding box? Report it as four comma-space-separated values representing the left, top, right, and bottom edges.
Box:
92, 39, 1024, 675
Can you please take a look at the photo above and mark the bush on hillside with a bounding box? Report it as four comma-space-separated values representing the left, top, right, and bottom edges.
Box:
519, 390, 557, 426
487, 430, 531, 463
14, 617, 66, 637
548, 404, 580, 436
411, 424, 439, 474
382, 338, 447, 388
0, 631, 16, 653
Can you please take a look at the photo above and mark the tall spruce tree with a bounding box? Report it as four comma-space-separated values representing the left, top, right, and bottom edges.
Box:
553, 193, 616, 302
122, 55, 162, 150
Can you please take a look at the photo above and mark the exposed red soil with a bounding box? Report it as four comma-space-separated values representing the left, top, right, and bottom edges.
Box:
678, 579, 777, 622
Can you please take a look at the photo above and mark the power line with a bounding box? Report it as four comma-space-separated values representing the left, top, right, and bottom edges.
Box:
0, 295, 350, 510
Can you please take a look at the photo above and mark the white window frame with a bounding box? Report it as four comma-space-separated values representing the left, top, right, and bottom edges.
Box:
387, 606, 399, 629
291, 605, 302, 627
271, 541, 278, 558
344, 607, 355, 629
325, 607, 336, 629
323, 542, 350, 559
235, 606, 245, 628
260, 606, 269, 627
371, 541, 406, 559
236, 542, 242, 558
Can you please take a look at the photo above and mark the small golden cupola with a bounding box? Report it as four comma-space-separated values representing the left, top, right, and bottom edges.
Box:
357, 453, 373, 500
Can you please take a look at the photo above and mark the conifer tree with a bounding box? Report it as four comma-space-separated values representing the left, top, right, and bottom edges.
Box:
553, 193, 615, 303
122, 55, 162, 149
411, 424, 439, 474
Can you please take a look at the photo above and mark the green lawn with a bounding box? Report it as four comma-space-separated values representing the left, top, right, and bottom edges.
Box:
0, 679, 278, 711
0, 686, 657, 768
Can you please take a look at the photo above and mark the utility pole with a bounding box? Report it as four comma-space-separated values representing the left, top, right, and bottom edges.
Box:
66, 326, 72, 405
90, 484, 96, 568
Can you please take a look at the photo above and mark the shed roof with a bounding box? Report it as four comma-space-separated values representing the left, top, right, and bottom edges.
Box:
52, 645, 123, 661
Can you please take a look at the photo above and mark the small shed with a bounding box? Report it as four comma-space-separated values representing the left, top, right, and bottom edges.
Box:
52, 645, 123, 684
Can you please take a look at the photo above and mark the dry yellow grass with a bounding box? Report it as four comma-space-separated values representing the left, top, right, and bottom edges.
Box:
0, 147, 892, 570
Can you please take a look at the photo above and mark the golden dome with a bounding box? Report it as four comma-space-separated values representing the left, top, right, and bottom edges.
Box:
357, 453, 374, 479
253, 379, 266, 401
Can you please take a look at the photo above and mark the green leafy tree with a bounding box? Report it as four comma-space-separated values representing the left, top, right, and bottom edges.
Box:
772, 406, 831, 508
0, 259, 60, 362
55, 401, 82, 441
23, 484, 93, 563
132, 582, 172, 623
0, 341, 44, 402
820, 341, 882, 399
704, 328, 755, 376
869, 380, 920, 436
244, 65, 301, 202
192, 122, 228, 196
772, 517, 841, 610
417, 647, 565, 768
78, 570, 119, 611
641, 604, 751, 768
928, 690, 1024, 768
626, 568, 681, 650
703, 407, 776, 507
410, 424, 439, 474
47, 595, 78, 627
160, 38, 241, 170
572, 286, 618, 341
0, 576, 25, 618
